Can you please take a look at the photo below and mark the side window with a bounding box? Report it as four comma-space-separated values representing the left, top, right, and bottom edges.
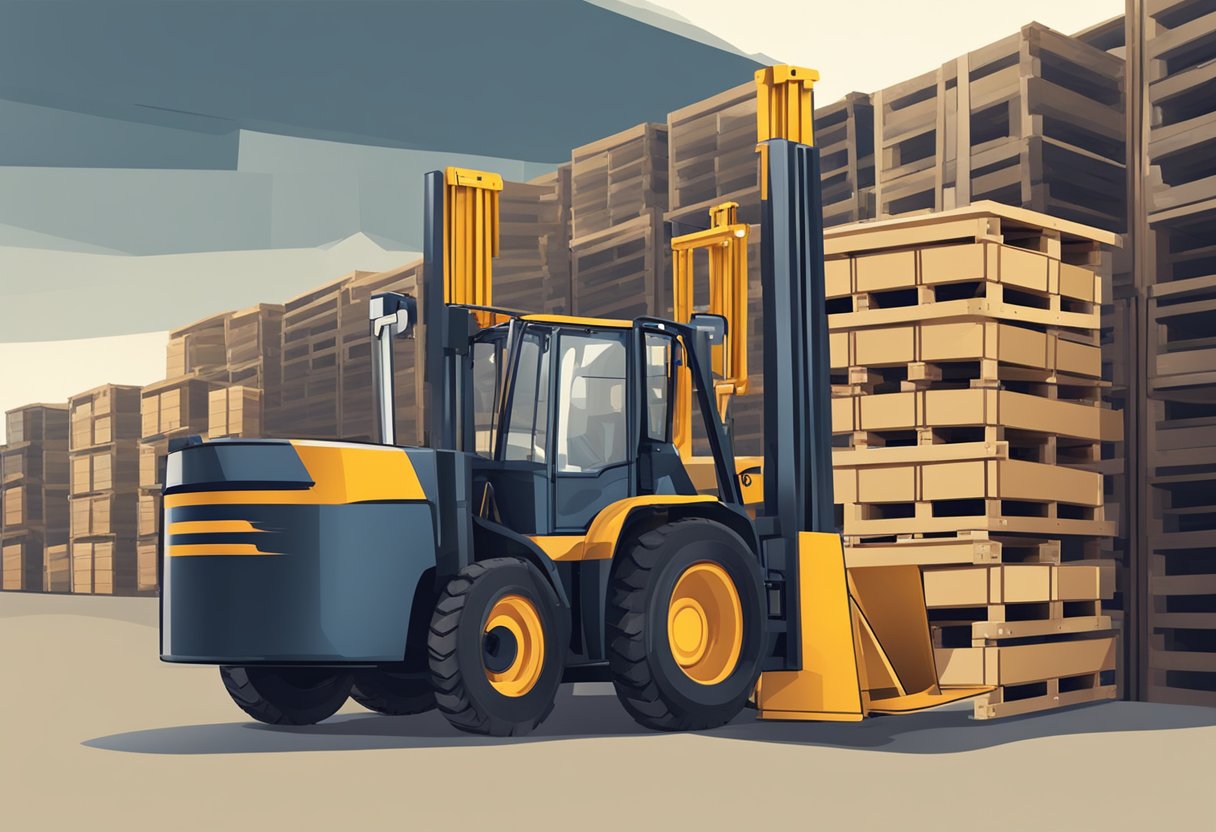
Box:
644, 333, 674, 443
472, 337, 503, 457
503, 333, 550, 463
556, 332, 628, 473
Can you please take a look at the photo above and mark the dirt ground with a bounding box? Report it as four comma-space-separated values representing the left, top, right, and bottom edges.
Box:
2, 592, 1212, 831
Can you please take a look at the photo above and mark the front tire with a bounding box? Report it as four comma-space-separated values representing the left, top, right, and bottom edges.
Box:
219, 666, 352, 725
606, 518, 766, 731
428, 558, 565, 737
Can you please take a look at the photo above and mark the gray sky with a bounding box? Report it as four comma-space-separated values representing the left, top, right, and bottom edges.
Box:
640, 0, 1124, 102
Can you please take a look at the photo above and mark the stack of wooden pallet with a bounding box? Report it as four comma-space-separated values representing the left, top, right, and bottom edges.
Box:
1141, 0, 1216, 707
280, 272, 370, 438
873, 22, 1126, 234
569, 123, 672, 320
527, 164, 574, 315
166, 312, 230, 382
224, 303, 284, 434
137, 375, 222, 593
1, 405, 69, 591
826, 203, 1123, 718
68, 385, 141, 595
666, 81, 876, 232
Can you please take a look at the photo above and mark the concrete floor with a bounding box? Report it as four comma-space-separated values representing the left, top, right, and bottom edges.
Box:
2, 591, 1213, 831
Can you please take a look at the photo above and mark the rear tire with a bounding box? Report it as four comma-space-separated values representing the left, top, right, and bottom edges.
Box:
219, 666, 352, 726
428, 558, 565, 737
606, 518, 765, 731
350, 668, 436, 716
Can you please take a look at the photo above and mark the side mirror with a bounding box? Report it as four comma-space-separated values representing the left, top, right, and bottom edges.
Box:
370, 292, 417, 338
688, 313, 727, 381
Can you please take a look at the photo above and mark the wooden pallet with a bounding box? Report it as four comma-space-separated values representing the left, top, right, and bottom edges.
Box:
141, 375, 221, 440
1, 530, 45, 591
833, 387, 1120, 444
835, 441, 1112, 538
166, 311, 231, 382
844, 532, 1062, 567
815, 92, 875, 227
1146, 0, 1216, 221
937, 635, 1118, 718
824, 237, 1104, 331
1149, 271, 1216, 395
5, 404, 68, 447
571, 122, 668, 240
570, 210, 671, 321
136, 535, 159, 594
69, 442, 139, 496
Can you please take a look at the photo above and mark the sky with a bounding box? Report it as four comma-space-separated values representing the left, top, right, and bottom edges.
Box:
636, 0, 1124, 103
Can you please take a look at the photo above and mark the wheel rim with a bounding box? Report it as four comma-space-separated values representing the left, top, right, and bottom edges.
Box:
667, 562, 743, 686
483, 594, 545, 697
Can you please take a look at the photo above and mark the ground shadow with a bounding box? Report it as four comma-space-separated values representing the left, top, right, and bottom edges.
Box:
84, 686, 1216, 756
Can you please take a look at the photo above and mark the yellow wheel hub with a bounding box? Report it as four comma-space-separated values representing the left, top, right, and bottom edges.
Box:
666, 562, 743, 685
483, 594, 545, 698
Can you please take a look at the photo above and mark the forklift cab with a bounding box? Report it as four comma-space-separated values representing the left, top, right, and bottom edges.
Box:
470, 314, 739, 536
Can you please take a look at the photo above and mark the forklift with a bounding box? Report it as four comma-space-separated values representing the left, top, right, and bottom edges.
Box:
160, 66, 989, 736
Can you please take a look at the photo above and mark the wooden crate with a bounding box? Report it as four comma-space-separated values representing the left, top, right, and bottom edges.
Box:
70, 537, 137, 596
208, 386, 263, 439
137, 492, 161, 538
529, 163, 574, 315
137, 536, 159, 594
571, 211, 671, 321
571, 122, 668, 240
834, 442, 1112, 538
69, 443, 140, 496
3, 483, 42, 527
497, 177, 567, 313
43, 543, 70, 592
166, 311, 231, 382
70, 492, 138, 539
68, 385, 141, 452
5, 403, 68, 446
138, 440, 169, 491
225, 303, 283, 368
1146, 1, 1216, 222
937, 637, 1118, 718
141, 376, 222, 439
1, 441, 69, 487
1, 532, 43, 591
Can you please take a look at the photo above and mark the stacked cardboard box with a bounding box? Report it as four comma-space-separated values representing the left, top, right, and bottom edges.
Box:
825, 203, 1123, 718
873, 22, 1126, 233
68, 385, 141, 594
1141, 0, 1216, 707
1, 405, 70, 591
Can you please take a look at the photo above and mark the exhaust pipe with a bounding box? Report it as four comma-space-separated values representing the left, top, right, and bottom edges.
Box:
369, 292, 417, 446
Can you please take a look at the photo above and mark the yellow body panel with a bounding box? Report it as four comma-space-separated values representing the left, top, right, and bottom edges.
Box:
529, 496, 717, 562
164, 441, 425, 511
684, 455, 763, 505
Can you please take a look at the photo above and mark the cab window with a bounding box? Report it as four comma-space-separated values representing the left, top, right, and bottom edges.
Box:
555, 331, 628, 473
643, 333, 675, 443
502, 332, 551, 463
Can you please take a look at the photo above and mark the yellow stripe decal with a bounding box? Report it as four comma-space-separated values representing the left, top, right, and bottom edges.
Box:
167, 520, 259, 535
168, 544, 279, 557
